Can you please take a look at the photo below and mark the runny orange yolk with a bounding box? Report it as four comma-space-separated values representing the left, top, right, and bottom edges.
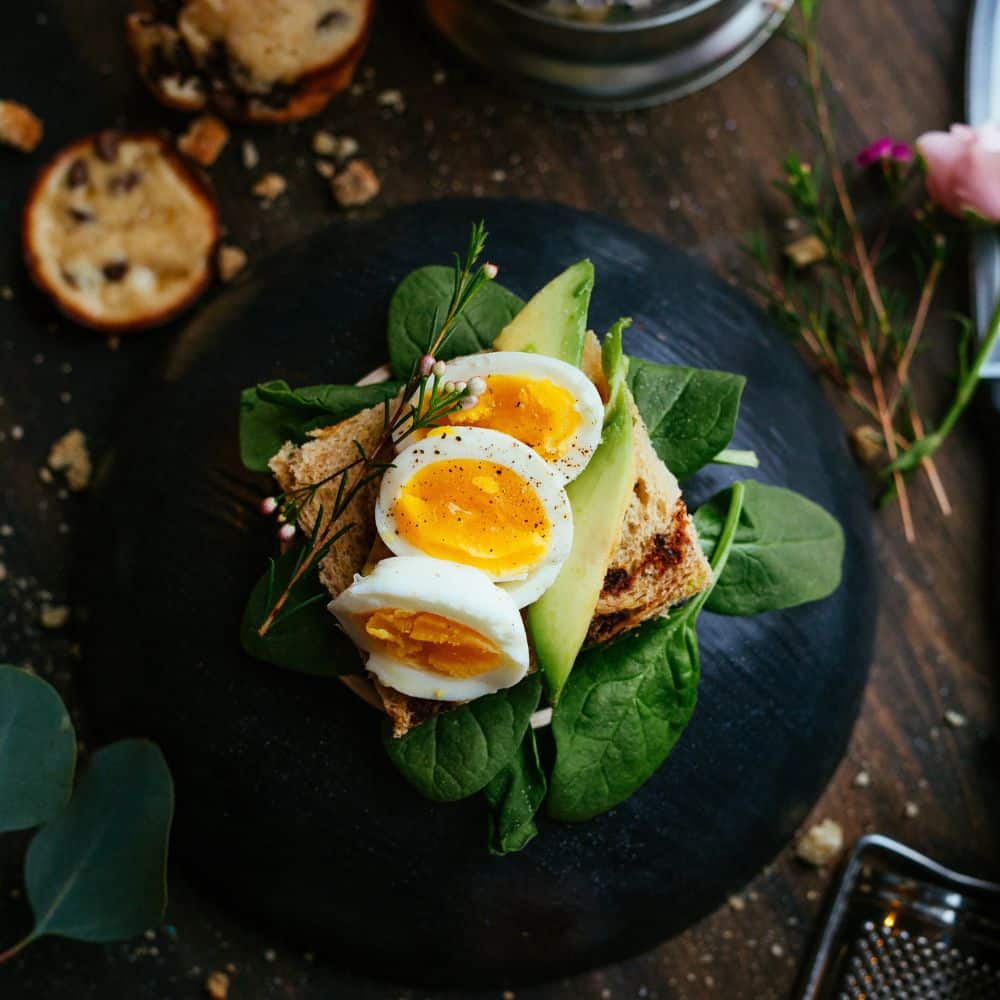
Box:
392, 458, 550, 576
433, 375, 581, 462
361, 608, 501, 678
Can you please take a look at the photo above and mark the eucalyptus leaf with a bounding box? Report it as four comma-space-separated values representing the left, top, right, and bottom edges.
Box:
24, 740, 173, 944
548, 483, 745, 822
387, 265, 524, 378
694, 480, 844, 616
0, 665, 76, 833
484, 728, 546, 856
239, 379, 402, 473
383, 674, 542, 802
626, 357, 745, 480
241, 548, 356, 675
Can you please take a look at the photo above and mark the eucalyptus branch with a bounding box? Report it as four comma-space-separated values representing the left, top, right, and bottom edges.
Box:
255, 224, 497, 637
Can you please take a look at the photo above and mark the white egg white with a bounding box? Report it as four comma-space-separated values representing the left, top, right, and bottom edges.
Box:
376, 426, 574, 607
398, 351, 604, 484
329, 556, 529, 701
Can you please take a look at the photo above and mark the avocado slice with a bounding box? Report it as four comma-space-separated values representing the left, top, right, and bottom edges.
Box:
527, 320, 635, 702
492, 260, 594, 366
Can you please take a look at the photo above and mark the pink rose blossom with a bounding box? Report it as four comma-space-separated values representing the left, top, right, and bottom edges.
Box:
916, 122, 1000, 221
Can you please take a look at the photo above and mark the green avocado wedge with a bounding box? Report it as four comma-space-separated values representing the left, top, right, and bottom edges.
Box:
527, 321, 636, 702
492, 259, 594, 366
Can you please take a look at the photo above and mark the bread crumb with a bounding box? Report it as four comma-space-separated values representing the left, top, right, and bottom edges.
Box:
432, 69, 447, 85
315, 159, 335, 179
204, 970, 230, 999
502, 991, 515, 1000
785, 234, 826, 268
853, 769, 871, 788
38, 467, 54, 484
217, 245, 247, 282
376, 88, 405, 112
770, 943, 784, 958
0, 99, 43, 152
336, 136, 359, 160
312, 130, 338, 156
178, 115, 230, 166
263, 948, 276, 962
48, 429, 91, 491
849, 425, 884, 466
241, 139, 259, 170
40, 604, 70, 629
10, 424, 23, 440
796, 818, 843, 866
727, 894, 746, 911
904, 801, 920, 818
253, 173, 286, 201
332, 160, 379, 207
944, 709, 967, 728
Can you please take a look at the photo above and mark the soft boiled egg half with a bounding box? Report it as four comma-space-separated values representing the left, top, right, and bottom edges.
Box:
403, 351, 604, 485
376, 426, 573, 607
329, 556, 530, 701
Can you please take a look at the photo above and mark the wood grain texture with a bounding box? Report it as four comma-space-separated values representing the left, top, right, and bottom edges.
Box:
0, 0, 996, 998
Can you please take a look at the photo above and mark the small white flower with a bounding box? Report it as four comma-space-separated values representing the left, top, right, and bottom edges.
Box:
432, 360, 447, 378
278, 523, 296, 542
483, 262, 499, 279
467, 376, 487, 396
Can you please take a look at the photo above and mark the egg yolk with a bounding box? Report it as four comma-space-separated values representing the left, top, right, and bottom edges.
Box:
393, 458, 550, 576
362, 608, 501, 678
431, 375, 581, 462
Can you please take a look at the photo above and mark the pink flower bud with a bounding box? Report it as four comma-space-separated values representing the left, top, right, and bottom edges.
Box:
278, 523, 296, 543
917, 123, 1000, 221
891, 142, 913, 163
483, 262, 499, 279
458, 394, 479, 410
419, 354, 436, 377
260, 496, 278, 516
856, 136, 894, 168
467, 376, 487, 396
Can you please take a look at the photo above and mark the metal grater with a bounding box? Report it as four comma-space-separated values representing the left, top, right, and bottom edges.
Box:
798, 835, 1000, 999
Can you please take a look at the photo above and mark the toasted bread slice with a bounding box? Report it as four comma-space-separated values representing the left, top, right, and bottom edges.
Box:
268, 399, 392, 597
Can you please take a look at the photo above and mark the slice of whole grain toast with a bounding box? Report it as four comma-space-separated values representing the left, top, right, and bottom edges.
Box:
273, 357, 712, 735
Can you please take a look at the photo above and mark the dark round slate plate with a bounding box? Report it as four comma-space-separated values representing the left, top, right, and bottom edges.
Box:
83, 198, 875, 987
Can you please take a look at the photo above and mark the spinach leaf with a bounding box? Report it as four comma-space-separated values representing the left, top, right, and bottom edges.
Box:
626, 357, 745, 480
484, 728, 546, 856
241, 548, 356, 675
24, 740, 173, 944
0, 665, 76, 833
387, 265, 524, 378
239, 379, 402, 473
383, 674, 542, 803
548, 483, 745, 822
694, 480, 844, 616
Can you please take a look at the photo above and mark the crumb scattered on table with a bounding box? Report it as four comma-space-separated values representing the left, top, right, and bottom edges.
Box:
253, 172, 286, 201
40, 604, 70, 629
315, 159, 335, 179
904, 801, 920, 818
47, 428, 91, 491
204, 970, 230, 999
944, 709, 967, 728
0, 99, 43, 152
853, 769, 871, 788
331, 159, 379, 207
312, 130, 338, 157
727, 894, 746, 911
178, 115, 230, 166
785, 234, 827, 268
217, 245, 247, 282
796, 818, 843, 866
376, 88, 405, 113
241, 139, 259, 170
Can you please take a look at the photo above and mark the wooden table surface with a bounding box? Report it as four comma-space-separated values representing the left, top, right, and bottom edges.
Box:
1, 1, 998, 998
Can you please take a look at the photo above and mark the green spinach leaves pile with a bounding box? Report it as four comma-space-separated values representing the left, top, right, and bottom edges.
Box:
239, 260, 845, 855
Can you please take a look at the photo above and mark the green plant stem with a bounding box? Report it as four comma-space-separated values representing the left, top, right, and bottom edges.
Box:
887, 296, 1000, 474
713, 449, 760, 468
693, 480, 746, 614
0, 933, 36, 965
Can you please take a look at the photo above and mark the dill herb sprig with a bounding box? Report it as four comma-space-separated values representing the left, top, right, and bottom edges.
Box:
256, 222, 496, 636
748, 0, 1000, 542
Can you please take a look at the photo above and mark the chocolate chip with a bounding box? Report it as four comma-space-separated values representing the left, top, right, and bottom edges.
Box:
67, 207, 94, 223
102, 261, 129, 282
107, 170, 142, 195
316, 10, 346, 29
66, 158, 89, 189
94, 130, 121, 162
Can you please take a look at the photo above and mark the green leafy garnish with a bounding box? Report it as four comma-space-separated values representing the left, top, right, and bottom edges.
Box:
483, 728, 547, 856
21, 741, 173, 946
241, 547, 355, 675
383, 675, 542, 802
626, 357, 745, 480
239, 379, 403, 473
0, 666, 76, 834
548, 482, 745, 822
694, 480, 844, 616
387, 265, 523, 378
